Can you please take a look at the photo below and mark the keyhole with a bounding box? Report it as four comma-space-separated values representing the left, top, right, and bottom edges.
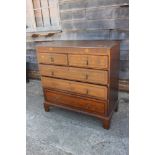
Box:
51, 57, 54, 62
86, 89, 89, 94
86, 59, 88, 65
85, 74, 88, 80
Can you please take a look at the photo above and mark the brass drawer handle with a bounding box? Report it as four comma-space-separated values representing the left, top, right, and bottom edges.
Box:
50, 57, 54, 62
86, 89, 89, 95
51, 71, 54, 76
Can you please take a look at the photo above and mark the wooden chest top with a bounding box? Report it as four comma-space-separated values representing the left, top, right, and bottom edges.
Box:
36, 40, 119, 49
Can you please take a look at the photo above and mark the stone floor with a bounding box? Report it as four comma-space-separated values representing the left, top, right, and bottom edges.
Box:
26, 80, 129, 155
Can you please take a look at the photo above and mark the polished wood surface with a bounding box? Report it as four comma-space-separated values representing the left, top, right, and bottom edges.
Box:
44, 89, 105, 115
39, 64, 108, 85
41, 77, 107, 100
68, 54, 108, 69
36, 40, 120, 129
37, 46, 108, 55
37, 53, 68, 65
36, 40, 119, 48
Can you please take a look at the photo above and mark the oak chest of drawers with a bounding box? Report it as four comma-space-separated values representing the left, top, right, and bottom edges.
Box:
36, 41, 120, 129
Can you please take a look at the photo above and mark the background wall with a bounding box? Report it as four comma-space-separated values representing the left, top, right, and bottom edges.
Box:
26, 0, 129, 91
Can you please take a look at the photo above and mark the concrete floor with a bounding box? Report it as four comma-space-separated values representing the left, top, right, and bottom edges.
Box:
26, 80, 129, 155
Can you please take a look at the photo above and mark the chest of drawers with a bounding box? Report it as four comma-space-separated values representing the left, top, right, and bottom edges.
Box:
36, 41, 120, 129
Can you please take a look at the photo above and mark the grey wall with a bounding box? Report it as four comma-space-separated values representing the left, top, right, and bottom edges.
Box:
26, 0, 129, 81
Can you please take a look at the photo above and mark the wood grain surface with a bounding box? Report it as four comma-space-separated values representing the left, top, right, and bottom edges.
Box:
41, 77, 108, 100
39, 64, 108, 85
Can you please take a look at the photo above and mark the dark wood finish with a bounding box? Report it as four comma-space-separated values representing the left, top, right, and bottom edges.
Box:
103, 118, 110, 129
36, 40, 120, 129
115, 104, 119, 112
44, 102, 50, 112
44, 89, 105, 115
36, 40, 119, 48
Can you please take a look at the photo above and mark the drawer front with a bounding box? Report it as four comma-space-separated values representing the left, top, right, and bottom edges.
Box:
68, 54, 108, 69
37, 47, 67, 53
41, 77, 107, 100
44, 89, 105, 114
37, 53, 68, 65
37, 47, 107, 55
39, 65, 108, 85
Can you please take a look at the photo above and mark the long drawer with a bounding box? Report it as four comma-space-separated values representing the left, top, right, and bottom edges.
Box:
44, 89, 105, 115
41, 77, 107, 100
39, 65, 108, 85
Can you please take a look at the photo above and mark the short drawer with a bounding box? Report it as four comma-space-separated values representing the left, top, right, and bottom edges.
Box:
68, 54, 108, 69
44, 89, 105, 114
37, 53, 68, 65
41, 77, 107, 100
39, 65, 108, 85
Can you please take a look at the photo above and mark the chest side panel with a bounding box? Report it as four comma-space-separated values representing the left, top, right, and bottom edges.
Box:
108, 44, 120, 115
